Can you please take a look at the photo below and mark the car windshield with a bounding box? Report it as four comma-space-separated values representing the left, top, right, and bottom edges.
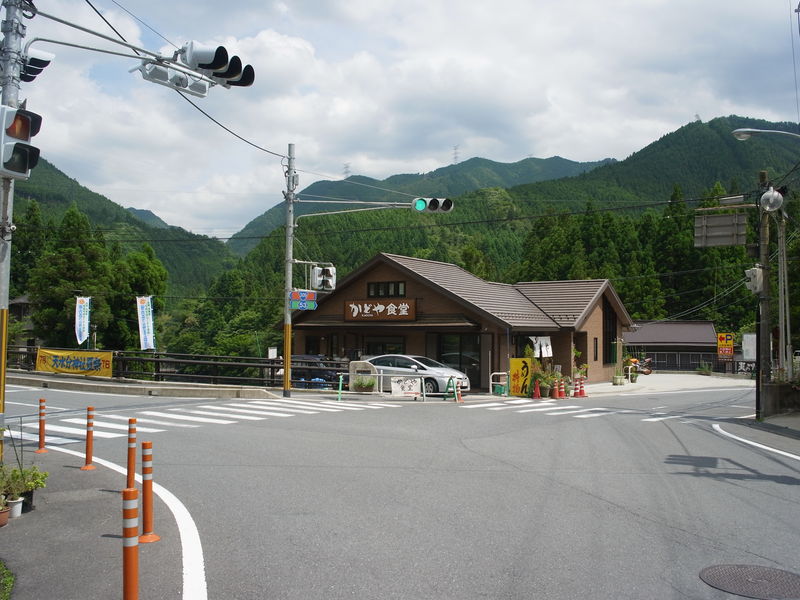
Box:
410, 356, 446, 368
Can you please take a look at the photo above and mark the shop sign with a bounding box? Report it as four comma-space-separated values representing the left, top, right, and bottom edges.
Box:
717, 332, 734, 361
509, 358, 532, 397
344, 299, 416, 321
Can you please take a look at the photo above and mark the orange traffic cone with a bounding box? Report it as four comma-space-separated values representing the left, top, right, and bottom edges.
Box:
533, 379, 541, 399
456, 382, 463, 403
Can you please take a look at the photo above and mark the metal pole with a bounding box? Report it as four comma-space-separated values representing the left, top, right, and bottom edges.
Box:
0, 0, 25, 461
282, 143, 296, 397
778, 213, 792, 380
757, 206, 771, 419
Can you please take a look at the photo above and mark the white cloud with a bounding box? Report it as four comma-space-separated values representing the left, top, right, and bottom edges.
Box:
13, 0, 799, 235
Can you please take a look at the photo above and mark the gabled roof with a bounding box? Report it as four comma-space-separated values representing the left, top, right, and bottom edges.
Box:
623, 320, 718, 346
514, 279, 634, 330
380, 254, 559, 330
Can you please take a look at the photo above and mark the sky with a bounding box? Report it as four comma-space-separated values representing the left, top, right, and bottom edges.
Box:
13, 1, 800, 237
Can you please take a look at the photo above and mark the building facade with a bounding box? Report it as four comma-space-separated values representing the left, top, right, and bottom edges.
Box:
292, 253, 634, 391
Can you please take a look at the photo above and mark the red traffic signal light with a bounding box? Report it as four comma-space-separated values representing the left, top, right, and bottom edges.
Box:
0, 106, 41, 180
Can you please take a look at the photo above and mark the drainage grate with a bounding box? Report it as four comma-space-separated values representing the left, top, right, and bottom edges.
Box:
699, 565, 800, 599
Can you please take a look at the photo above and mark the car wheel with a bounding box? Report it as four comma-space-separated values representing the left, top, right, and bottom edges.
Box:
424, 378, 438, 394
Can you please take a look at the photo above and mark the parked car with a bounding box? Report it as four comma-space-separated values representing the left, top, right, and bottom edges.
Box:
291, 355, 340, 385
365, 354, 470, 394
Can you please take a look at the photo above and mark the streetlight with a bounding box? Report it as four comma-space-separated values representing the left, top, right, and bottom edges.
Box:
732, 128, 795, 418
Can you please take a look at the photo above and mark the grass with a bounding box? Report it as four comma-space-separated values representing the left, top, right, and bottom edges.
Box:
0, 559, 13, 600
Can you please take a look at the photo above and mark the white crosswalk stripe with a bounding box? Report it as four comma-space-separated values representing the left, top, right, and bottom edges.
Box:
9, 398, 402, 448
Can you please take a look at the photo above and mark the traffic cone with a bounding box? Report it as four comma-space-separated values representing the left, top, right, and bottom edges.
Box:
578, 376, 587, 398
456, 382, 463, 403
533, 379, 541, 399
557, 379, 565, 399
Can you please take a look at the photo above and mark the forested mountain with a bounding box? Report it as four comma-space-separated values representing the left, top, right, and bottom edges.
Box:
14, 159, 236, 295
226, 155, 614, 256
163, 115, 800, 357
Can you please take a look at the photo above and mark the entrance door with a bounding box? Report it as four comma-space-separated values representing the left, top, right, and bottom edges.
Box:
438, 334, 481, 389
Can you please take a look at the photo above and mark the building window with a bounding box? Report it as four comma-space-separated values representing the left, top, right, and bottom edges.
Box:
593, 337, 598, 362
367, 281, 405, 298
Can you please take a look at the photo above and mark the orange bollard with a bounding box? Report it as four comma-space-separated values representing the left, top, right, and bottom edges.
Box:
578, 376, 587, 398
126, 418, 137, 490
122, 488, 139, 600
80, 406, 96, 471
35, 398, 48, 454
532, 379, 541, 399
456, 382, 463, 403
139, 441, 160, 543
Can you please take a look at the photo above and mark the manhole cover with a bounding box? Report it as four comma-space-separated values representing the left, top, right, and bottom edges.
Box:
700, 565, 800, 599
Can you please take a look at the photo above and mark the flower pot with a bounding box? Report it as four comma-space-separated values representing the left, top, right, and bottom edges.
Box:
8, 497, 24, 518
0, 507, 9, 527
22, 490, 35, 513
538, 385, 551, 398
612, 375, 625, 385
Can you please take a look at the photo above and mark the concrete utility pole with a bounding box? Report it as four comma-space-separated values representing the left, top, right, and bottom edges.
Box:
282, 143, 296, 397
0, 0, 27, 460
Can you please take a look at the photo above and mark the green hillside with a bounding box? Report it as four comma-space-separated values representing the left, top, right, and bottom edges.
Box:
162, 115, 800, 356
226, 155, 614, 256
13, 159, 236, 296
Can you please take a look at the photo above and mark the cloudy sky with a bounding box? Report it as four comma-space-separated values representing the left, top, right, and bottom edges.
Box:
16, 1, 800, 237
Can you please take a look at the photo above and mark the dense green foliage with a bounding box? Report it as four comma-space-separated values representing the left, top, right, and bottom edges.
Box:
165, 115, 800, 356
25, 203, 168, 349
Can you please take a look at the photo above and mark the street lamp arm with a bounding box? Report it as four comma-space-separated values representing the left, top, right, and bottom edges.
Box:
732, 128, 800, 141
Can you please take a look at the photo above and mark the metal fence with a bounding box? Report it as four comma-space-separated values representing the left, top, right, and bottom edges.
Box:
7, 346, 349, 388
648, 351, 753, 376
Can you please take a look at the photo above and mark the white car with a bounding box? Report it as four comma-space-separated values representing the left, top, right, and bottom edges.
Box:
366, 354, 471, 395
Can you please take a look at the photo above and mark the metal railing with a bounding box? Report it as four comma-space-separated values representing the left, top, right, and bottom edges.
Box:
6, 346, 349, 388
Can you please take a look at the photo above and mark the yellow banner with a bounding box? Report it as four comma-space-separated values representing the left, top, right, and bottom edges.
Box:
36, 349, 113, 378
509, 358, 533, 397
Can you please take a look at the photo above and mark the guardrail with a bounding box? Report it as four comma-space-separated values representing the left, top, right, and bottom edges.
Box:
6, 346, 349, 388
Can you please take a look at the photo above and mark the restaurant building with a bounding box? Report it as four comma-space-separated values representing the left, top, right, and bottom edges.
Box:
292, 253, 634, 391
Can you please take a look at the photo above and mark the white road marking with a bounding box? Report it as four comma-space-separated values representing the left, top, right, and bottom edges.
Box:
641, 415, 682, 422
6, 400, 69, 410
713, 424, 800, 462
3, 428, 76, 445
170, 409, 265, 421
366, 403, 403, 408
47, 445, 207, 599
231, 402, 318, 415
249, 400, 342, 412
59, 418, 164, 433
139, 411, 235, 425
103, 414, 199, 428
546, 407, 607, 416
23, 423, 123, 438
462, 402, 506, 408
517, 404, 580, 413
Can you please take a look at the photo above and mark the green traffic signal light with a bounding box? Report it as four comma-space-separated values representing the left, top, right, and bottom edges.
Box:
413, 198, 428, 211
412, 197, 453, 213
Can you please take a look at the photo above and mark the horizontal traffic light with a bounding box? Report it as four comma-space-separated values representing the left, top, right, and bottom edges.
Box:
0, 106, 42, 180
412, 197, 453, 213
180, 41, 255, 88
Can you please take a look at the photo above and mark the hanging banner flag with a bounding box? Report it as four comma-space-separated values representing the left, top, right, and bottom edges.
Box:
136, 296, 156, 350
75, 297, 91, 345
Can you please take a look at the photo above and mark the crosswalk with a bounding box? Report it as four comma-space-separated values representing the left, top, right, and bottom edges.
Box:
3, 398, 402, 446
461, 398, 754, 423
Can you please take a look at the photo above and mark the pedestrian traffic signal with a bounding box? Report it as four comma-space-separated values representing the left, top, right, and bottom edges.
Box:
180, 41, 255, 87
412, 197, 453, 213
20, 49, 54, 83
0, 105, 41, 180
311, 266, 337, 290
137, 61, 210, 97
744, 266, 763, 293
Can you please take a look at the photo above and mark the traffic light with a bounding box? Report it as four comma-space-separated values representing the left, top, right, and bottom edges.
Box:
412, 197, 453, 213
180, 41, 255, 87
20, 49, 54, 83
744, 266, 763, 294
311, 266, 336, 290
0, 105, 41, 180
137, 61, 209, 98
320, 266, 336, 290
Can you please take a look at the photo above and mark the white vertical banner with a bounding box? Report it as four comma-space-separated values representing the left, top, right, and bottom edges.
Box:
75, 297, 91, 345
136, 296, 156, 350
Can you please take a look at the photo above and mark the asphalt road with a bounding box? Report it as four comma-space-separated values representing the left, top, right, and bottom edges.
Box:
2, 382, 799, 599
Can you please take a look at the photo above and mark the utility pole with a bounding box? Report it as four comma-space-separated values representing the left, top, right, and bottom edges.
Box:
0, 0, 27, 461
282, 143, 296, 397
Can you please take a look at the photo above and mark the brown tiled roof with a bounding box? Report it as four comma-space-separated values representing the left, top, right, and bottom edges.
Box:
623, 320, 718, 346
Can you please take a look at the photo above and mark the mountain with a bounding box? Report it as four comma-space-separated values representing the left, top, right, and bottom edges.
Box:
226, 155, 614, 256
14, 159, 236, 295
126, 207, 170, 229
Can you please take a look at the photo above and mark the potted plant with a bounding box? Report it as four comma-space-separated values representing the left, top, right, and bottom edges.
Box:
0, 466, 26, 518
612, 368, 625, 385
352, 376, 376, 392
6, 428, 49, 512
